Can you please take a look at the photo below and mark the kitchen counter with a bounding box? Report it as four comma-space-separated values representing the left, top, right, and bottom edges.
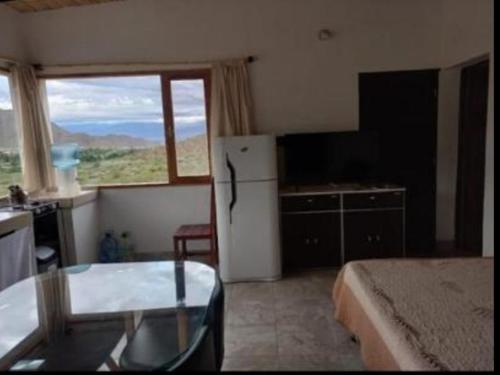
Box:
0, 212, 32, 237
279, 183, 405, 196
30, 190, 98, 209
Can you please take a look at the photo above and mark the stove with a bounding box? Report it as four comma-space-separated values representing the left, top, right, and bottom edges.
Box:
1, 201, 58, 217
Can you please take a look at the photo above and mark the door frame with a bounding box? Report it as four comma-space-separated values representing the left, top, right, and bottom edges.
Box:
454, 58, 490, 255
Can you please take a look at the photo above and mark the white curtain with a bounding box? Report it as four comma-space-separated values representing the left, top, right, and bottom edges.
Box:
10, 65, 56, 193
210, 59, 255, 137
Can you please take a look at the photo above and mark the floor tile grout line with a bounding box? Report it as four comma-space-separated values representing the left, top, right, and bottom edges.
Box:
222, 269, 364, 370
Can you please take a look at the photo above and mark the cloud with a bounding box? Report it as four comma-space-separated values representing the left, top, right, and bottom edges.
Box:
45, 76, 207, 128
0, 76, 13, 110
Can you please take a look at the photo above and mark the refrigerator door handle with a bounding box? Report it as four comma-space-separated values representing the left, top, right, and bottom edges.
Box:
226, 153, 237, 224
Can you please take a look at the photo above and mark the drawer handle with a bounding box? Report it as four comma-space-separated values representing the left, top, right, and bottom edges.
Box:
307, 199, 314, 203
375, 235, 381, 242
369, 196, 376, 200
330, 195, 338, 199
367, 235, 372, 243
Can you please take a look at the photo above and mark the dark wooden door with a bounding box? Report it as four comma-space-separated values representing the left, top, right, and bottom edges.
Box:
344, 211, 378, 262
344, 210, 404, 262
307, 213, 341, 267
359, 69, 439, 256
281, 213, 340, 269
281, 213, 308, 269
455, 60, 489, 255
376, 210, 404, 258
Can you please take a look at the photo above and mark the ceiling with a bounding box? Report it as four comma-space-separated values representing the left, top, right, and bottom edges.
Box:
1, 0, 124, 13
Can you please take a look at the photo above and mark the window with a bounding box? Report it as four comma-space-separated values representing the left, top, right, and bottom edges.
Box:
163, 71, 211, 183
44, 70, 210, 187
0, 73, 23, 195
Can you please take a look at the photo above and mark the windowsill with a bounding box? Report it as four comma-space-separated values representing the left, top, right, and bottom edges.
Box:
84, 180, 210, 190
0, 180, 210, 203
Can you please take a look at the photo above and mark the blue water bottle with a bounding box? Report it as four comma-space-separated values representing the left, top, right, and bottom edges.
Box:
99, 230, 119, 263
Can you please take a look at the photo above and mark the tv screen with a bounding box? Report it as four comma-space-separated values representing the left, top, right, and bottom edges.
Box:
282, 130, 380, 185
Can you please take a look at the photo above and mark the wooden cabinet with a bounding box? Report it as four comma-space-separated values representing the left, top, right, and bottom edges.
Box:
344, 210, 403, 262
343, 191, 403, 210
281, 194, 340, 212
280, 188, 405, 271
282, 212, 341, 269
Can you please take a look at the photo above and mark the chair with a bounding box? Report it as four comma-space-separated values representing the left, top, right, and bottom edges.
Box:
119, 274, 225, 372
173, 178, 218, 265
168, 277, 225, 372
167, 325, 216, 372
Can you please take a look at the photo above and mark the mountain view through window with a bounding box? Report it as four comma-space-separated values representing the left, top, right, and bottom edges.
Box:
0, 74, 22, 195
44, 74, 210, 186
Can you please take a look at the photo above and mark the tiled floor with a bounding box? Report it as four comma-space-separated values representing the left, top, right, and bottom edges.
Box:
221, 268, 365, 371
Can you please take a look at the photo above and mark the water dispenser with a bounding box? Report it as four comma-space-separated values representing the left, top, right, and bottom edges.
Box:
51, 143, 81, 196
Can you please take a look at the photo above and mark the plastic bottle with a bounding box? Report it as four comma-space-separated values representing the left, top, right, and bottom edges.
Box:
119, 231, 134, 261
99, 230, 119, 263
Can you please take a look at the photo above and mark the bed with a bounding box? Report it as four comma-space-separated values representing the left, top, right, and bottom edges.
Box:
332, 257, 494, 371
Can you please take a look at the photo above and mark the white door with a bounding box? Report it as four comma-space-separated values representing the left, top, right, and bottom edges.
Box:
215, 181, 231, 279
218, 180, 281, 282
211, 137, 227, 183
214, 135, 277, 183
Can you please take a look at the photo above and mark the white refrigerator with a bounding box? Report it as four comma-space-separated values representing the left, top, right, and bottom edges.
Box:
212, 134, 281, 282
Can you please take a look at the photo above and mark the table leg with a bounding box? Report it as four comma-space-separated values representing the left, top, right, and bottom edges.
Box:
209, 236, 215, 266
182, 239, 187, 260
174, 237, 180, 260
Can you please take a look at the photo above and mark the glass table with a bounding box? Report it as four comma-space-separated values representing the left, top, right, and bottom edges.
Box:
0, 261, 223, 371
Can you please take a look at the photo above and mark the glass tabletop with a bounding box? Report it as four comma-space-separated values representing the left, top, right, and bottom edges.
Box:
0, 261, 218, 371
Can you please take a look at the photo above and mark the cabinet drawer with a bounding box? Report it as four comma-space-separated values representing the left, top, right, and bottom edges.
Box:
281, 194, 340, 212
343, 191, 404, 210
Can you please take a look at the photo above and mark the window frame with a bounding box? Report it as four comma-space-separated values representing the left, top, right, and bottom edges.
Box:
42, 69, 212, 188
162, 69, 212, 185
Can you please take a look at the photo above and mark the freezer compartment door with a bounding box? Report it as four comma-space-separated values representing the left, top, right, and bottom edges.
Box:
213, 135, 278, 183
217, 180, 281, 282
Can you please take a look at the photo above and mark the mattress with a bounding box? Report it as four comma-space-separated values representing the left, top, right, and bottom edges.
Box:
332, 257, 494, 371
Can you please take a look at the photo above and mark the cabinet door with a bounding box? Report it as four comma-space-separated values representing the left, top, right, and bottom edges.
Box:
344, 210, 404, 262
375, 210, 404, 258
307, 213, 341, 267
281, 214, 308, 269
343, 211, 379, 262
281, 213, 341, 269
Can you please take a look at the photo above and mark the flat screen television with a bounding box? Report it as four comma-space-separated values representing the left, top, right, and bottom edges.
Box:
282, 130, 380, 185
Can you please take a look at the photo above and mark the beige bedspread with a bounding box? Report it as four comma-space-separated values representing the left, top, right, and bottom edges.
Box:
332, 258, 494, 371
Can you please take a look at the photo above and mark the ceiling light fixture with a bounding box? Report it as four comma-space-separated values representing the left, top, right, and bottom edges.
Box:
318, 29, 334, 41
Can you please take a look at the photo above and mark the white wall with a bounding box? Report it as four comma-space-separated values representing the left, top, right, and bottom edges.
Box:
436, 67, 460, 242
483, 47, 494, 257
440, 0, 493, 68
7, 0, 492, 255
0, 6, 25, 60
72, 201, 100, 263
99, 185, 210, 254
22, 0, 443, 135
439, 0, 494, 256
16, 0, 448, 255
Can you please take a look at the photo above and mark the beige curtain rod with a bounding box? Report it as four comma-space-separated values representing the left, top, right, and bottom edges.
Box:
0, 56, 21, 66
34, 56, 256, 70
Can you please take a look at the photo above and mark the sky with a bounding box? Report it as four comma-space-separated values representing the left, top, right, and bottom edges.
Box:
44, 75, 207, 131
0, 75, 13, 110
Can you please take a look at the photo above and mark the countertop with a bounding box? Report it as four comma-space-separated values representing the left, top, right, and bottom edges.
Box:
0, 212, 32, 237
279, 183, 406, 196
30, 189, 98, 209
